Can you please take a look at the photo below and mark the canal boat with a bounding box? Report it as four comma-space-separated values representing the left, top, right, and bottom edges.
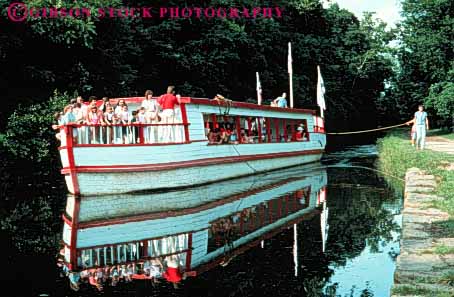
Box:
58, 97, 326, 195
61, 166, 328, 273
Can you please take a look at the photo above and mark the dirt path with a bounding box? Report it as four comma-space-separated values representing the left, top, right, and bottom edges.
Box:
425, 136, 454, 155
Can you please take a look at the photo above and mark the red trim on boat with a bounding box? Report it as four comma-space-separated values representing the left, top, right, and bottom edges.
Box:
61, 149, 323, 174
77, 176, 309, 229
68, 196, 81, 270
65, 127, 80, 195
180, 103, 191, 142
62, 214, 72, 227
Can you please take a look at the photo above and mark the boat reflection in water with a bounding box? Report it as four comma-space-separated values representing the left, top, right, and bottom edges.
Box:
60, 165, 328, 291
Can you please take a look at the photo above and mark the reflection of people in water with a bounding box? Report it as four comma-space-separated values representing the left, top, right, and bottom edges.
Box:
162, 255, 183, 288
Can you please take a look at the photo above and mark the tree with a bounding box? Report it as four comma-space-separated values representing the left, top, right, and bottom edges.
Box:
390, 0, 454, 123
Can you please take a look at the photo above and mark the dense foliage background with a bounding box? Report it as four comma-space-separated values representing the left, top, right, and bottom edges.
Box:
0, 0, 397, 134
1, 0, 452, 295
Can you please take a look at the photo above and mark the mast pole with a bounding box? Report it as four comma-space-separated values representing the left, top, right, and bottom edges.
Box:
288, 42, 294, 108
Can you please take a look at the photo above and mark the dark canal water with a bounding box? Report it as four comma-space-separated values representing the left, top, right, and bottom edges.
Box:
2, 145, 402, 297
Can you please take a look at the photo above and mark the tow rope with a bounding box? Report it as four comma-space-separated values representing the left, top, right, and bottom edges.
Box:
326, 122, 409, 135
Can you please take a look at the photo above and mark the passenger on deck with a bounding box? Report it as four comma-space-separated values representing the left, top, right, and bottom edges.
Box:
61, 105, 78, 143
86, 105, 103, 125
229, 129, 239, 144
273, 93, 288, 108
240, 129, 252, 143
52, 112, 63, 141
99, 97, 110, 113
118, 105, 132, 143
72, 103, 84, 124
143, 90, 160, 143
208, 128, 220, 144
76, 96, 88, 118
104, 105, 115, 124
130, 110, 141, 143
218, 128, 231, 144
158, 86, 181, 142
114, 99, 127, 114
142, 90, 158, 112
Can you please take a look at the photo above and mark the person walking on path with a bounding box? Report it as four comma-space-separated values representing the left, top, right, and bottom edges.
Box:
413, 105, 429, 150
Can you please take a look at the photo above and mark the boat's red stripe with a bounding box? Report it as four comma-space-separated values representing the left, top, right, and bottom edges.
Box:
68, 196, 81, 270
61, 149, 323, 174
77, 176, 307, 229
65, 127, 80, 195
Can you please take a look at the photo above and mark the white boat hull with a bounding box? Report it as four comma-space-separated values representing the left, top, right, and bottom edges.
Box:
59, 99, 326, 196
64, 151, 322, 195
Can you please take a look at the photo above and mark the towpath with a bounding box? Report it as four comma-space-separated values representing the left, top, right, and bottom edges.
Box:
425, 135, 454, 155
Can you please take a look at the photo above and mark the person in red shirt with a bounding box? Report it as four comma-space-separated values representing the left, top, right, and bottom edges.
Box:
158, 86, 181, 142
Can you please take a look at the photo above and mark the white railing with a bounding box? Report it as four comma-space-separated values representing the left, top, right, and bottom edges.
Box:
77, 233, 189, 269
61, 123, 190, 146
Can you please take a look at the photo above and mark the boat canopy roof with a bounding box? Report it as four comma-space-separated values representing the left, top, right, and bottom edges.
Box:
108, 96, 316, 115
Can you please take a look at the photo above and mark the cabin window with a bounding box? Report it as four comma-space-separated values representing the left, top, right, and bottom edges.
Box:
203, 113, 310, 144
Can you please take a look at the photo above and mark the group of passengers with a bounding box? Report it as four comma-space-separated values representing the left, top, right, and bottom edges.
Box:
206, 120, 308, 145
52, 86, 183, 144
207, 124, 253, 145
58, 255, 190, 291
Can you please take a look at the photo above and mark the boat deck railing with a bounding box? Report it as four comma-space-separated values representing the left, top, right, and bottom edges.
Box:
60, 122, 190, 146
75, 233, 190, 270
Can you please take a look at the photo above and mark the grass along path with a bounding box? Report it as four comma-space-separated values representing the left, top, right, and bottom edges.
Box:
378, 130, 454, 297
377, 130, 454, 215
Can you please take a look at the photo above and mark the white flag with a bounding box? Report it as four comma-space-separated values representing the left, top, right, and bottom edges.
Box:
256, 72, 262, 105
317, 65, 326, 112
288, 42, 293, 74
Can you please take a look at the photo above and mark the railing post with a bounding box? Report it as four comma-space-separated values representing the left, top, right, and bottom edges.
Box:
283, 119, 288, 142
139, 124, 144, 144
180, 103, 190, 142
257, 118, 262, 143
274, 118, 279, 142
66, 125, 73, 147
247, 117, 252, 137
185, 233, 193, 271
235, 116, 241, 143
291, 120, 296, 141
304, 120, 310, 141
266, 118, 271, 143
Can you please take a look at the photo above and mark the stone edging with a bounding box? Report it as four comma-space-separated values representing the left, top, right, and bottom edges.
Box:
392, 168, 453, 296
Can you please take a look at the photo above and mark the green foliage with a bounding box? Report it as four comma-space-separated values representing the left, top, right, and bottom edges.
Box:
3, 90, 69, 162
425, 81, 454, 122
0, 0, 395, 136
392, 284, 452, 297
434, 244, 454, 255
388, 0, 454, 122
